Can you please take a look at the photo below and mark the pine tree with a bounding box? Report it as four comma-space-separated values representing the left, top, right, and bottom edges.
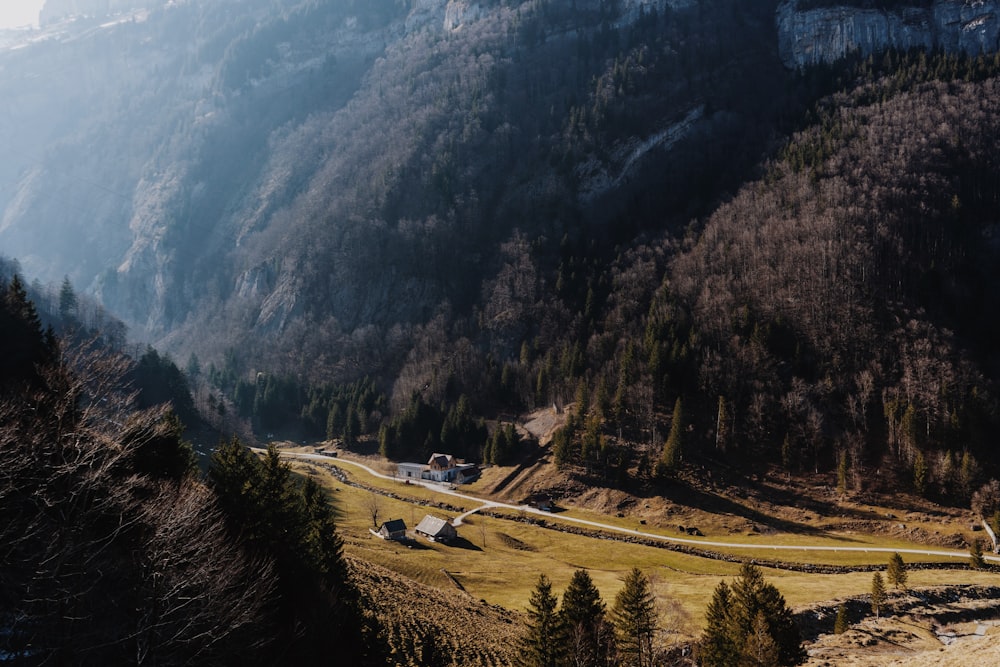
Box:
870, 572, 886, 619
659, 397, 683, 474
836, 450, 848, 495
560, 569, 611, 667
886, 553, 907, 589
781, 432, 794, 471
327, 403, 343, 442
701, 562, 804, 667
833, 604, 848, 634
743, 610, 780, 667
610, 568, 657, 667
342, 405, 360, 447
575, 379, 590, 421
208, 439, 373, 663
520, 574, 565, 667
552, 426, 573, 467
913, 450, 928, 496
958, 450, 979, 501
699, 581, 738, 667
716, 395, 729, 452
0, 273, 55, 386
58, 275, 78, 325
185, 352, 201, 380
970, 538, 986, 569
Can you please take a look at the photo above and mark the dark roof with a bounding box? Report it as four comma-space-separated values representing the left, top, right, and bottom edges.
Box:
428, 452, 455, 468
380, 519, 407, 533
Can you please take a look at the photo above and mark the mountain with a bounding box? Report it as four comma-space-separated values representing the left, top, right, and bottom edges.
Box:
778, 0, 1000, 67
5, 0, 1000, 492
0, 0, 785, 375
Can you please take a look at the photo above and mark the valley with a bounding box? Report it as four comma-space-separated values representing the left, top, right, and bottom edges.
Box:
262, 425, 1000, 663
4, 0, 1000, 663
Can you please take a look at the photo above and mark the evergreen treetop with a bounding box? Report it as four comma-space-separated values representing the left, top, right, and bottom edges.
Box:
610, 567, 657, 667
870, 572, 886, 619
520, 574, 565, 667
699, 563, 804, 666
560, 569, 611, 667
886, 552, 907, 589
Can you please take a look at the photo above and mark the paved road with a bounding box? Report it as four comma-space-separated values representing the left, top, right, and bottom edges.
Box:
273, 449, 998, 564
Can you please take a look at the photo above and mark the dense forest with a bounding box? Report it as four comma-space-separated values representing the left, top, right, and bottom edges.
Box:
4, 0, 1000, 502
189, 48, 1000, 507
0, 274, 387, 664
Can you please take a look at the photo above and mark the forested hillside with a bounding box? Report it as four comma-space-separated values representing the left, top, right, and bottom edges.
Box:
5, 0, 1000, 496
0, 278, 388, 664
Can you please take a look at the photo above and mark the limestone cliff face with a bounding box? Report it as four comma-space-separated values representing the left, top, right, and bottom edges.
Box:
777, 0, 1000, 68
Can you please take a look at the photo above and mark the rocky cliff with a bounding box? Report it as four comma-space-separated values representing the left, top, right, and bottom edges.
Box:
777, 0, 1000, 67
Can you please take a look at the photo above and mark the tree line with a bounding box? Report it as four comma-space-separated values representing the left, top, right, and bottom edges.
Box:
518, 563, 804, 667
0, 275, 382, 664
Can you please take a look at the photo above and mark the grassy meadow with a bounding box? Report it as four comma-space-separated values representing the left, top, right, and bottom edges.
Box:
289, 459, 998, 634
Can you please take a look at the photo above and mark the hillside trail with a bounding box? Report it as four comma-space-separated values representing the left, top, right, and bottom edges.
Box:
486, 406, 568, 499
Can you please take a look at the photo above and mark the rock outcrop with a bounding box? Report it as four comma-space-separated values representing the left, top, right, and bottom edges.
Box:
777, 0, 1000, 68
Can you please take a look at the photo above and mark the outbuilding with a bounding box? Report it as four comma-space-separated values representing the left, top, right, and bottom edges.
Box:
414, 515, 458, 543
374, 519, 408, 541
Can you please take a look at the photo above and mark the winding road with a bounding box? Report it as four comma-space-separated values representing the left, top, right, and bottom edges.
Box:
271, 449, 999, 564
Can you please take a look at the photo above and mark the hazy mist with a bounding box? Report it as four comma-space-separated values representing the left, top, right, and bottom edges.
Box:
0, 2, 44, 29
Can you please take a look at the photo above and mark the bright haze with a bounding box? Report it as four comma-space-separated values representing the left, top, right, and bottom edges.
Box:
0, 2, 44, 29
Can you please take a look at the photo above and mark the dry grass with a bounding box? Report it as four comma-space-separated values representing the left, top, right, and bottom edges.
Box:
801, 594, 1000, 666
295, 460, 1000, 643
350, 557, 520, 666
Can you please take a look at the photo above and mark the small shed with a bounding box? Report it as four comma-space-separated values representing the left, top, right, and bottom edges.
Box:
455, 463, 481, 484
374, 519, 408, 541
415, 515, 458, 543
525, 493, 553, 511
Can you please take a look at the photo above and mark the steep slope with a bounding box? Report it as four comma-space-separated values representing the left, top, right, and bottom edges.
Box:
350, 557, 521, 666
660, 70, 1000, 481
0, 0, 787, 380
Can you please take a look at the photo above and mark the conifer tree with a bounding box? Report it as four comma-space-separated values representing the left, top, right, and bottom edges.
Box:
836, 450, 848, 495
658, 397, 683, 474
208, 440, 372, 663
913, 450, 928, 496
699, 581, 737, 666
1, 273, 56, 386
552, 426, 574, 467
870, 572, 886, 619
743, 610, 780, 667
327, 403, 344, 442
886, 553, 907, 589
58, 275, 78, 325
970, 538, 986, 569
560, 569, 611, 667
185, 351, 201, 380
520, 574, 565, 667
700, 562, 804, 666
715, 395, 729, 452
610, 568, 657, 667
833, 604, 848, 634
781, 433, 794, 471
